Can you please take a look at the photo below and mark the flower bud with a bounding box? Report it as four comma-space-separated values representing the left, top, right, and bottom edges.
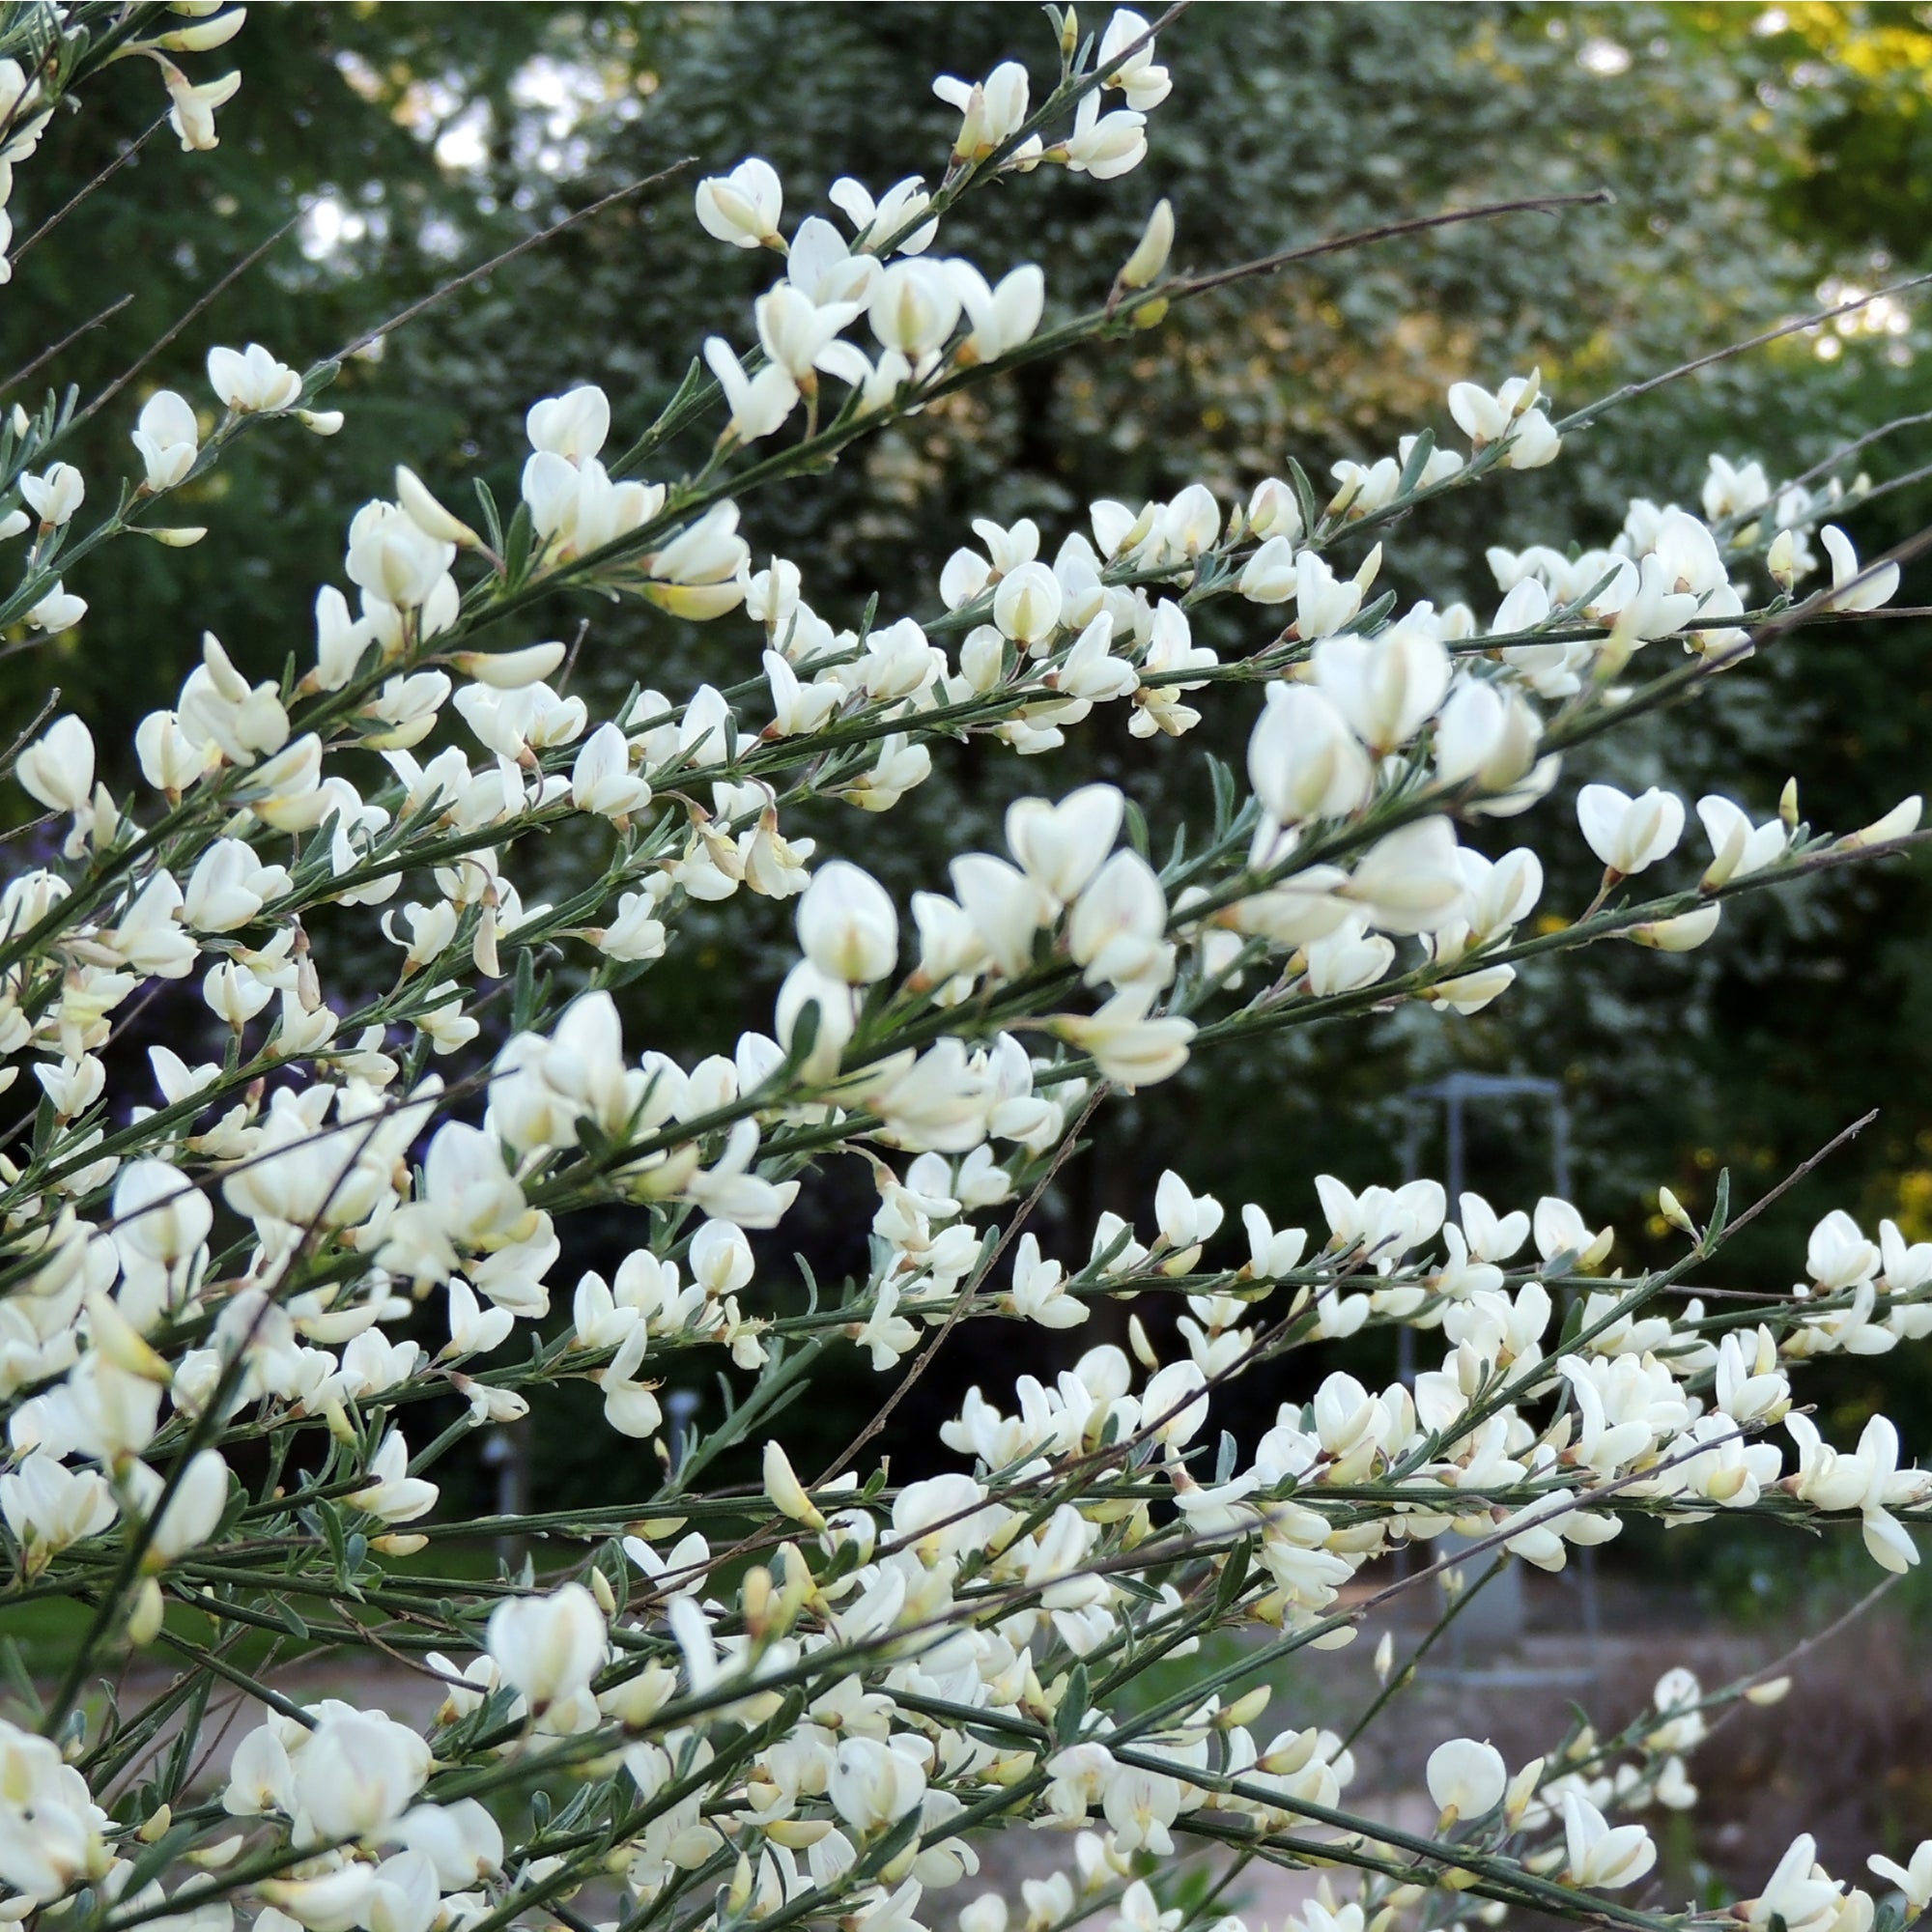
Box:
451, 642, 568, 690
1504, 1756, 1545, 1828
397, 465, 482, 548
1119, 198, 1174, 290
1838, 794, 1921, 851
1628, 905, 1721, 952
763, 1438, 825, 1529
128, 1577, 165, 1647
1657, 1186, 1697, 1236
1222, 1685, 1271, 1728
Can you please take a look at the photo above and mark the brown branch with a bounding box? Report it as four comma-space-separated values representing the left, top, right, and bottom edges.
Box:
1701, 1574, 1901, 1745
0, 684, 61, 777
1164, 188, 1616, 304
1559, 271, 1932, 433
330, 159, 698, 363
813, 1078, 1112, 1487
1782, 409, 1932, 499
78, 214, 302, 425
12, 114, 167, 265
1717, 1108, 1880, 1244
0, 293, 134, 396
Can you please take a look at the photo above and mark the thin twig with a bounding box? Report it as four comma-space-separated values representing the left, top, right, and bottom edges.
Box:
78, 215, 301, 425
555, 616, 591, 695
1782, 409, 1932, 498
13, 114, 166, 265
1701, 1574, 1901, 1744
0, 684, 60, 777
331, 160, 698, 363
1559, 271, 1932, 433
1719, 1108, 1878, 1244
1164, 188, 1615, 304
813, 1079, 1112, 1486
1848, 456, 1932, 517
0, 292, 133, 396
0, 807, 56, 853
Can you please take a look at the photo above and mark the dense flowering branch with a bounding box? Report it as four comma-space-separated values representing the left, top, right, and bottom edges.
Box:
0, 12, 1927, 1932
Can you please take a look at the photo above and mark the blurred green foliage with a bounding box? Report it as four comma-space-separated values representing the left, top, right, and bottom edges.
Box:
4, 3, 1930, 1499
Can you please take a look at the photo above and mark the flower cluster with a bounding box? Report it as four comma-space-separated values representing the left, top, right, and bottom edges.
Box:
0, 4, 245, 289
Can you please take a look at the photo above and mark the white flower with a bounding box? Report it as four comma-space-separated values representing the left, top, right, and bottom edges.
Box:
1741, 1835, 1847, 1932
1098, 8, 1174, 109
395, 1801, 504, 1889
755, 283, 868, 392
1061, 92, 1147, 181
1313, 617, 1451, 753
1006, 784, 1122, 904
798, 860, 898, 984
130, 388, 198, 487
1807, 1208, 1880, 1291
1577, 782, 1685, 875
869, 259, 962, 363
27, 582, 87, 633
0, 1453, 117, 1569
1426, 1738, 1507, 1824
158, 58, 241, 150
787, 214, 880, 304
526, 384, 611, 463
702, 336, 799, 443
14, 715, 94, 815
113, 1156, 213, 1265
341, 1431, 439, 1527
1560, 1791, 1657, 1890
295, 1708, 433, 1842
694, 157, 783, 248
1343, 817, 1468, 934
829, 173, 937, 254
207, 341, 302, 412
1008, 1233, 1087, 1329
1070, 849, 1170, 990
570, 723, 651, 820
829, 1736, 928, 1833
1820, 524, 1900, 612
1697, 794, 1788, 888
19, 462, 83, 526
1053, 984, 1194, 1088
130, 1447, 230, 1564
346, 499, 458, 611
1869, 1842, 1932, 1919
486, 1580, 609, 1709
933, 61, 1031, 159
1247, 685, 1373, 825
948, 262, 1045, 363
